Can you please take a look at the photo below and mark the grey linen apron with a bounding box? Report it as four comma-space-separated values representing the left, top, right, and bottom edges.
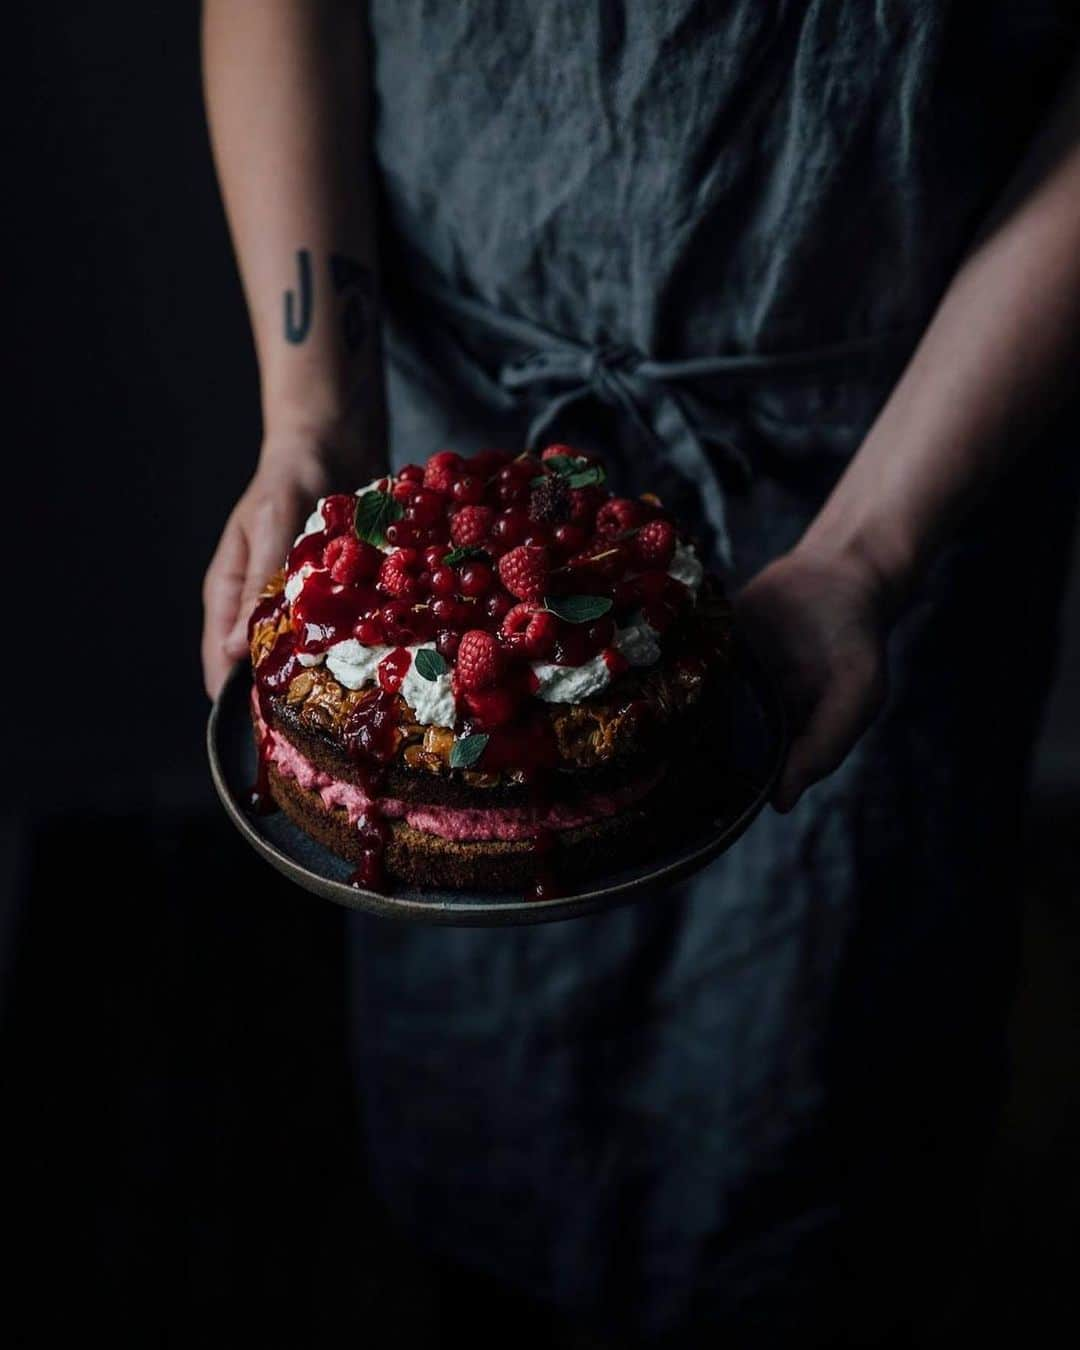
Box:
349, 4, 1080, 1341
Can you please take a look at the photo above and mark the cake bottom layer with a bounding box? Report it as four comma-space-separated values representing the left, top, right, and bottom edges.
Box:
260, 720, 664, 841
266, 763, 676, 893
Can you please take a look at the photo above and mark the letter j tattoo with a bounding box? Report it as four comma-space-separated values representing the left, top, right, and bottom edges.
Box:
283, 248, 313, 344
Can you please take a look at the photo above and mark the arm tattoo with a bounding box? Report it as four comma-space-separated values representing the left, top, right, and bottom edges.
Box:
283, 249, 313, 344
330, 253, 373, 353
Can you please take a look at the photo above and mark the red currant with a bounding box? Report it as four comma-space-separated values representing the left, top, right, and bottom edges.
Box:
436, 630, 461, 661
354, 616, 386, 645
491, 508, 529, 548
430, 565, 456, 596
398, 463, 425, 483
384, 521, 414, 547
380, 600, 414, 641
459, 561, 494, 597
432, 597, 471, 629
451, 474, 486, 505
552, 522, 587, 555
485, 592, 513, 623
406, 488, 444, 527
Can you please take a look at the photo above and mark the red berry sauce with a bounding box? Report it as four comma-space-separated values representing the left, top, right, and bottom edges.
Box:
528, 828, 562, 901
348, 813, 391, 891
293, 571, 378, 654
377, 647, 412, 694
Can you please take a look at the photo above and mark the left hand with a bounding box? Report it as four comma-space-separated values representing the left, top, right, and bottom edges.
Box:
734, 542, 894, 813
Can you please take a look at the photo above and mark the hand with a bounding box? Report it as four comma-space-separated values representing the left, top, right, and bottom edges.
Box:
201, 441, 340, 700
734, 542, 894, 813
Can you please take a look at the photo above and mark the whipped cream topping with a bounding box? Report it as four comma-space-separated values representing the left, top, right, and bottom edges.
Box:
323, 639, 456, 727
530, 617, 662, 704
282, 475, 706, 725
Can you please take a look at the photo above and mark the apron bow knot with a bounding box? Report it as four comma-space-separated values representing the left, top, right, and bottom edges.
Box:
392, 270, 915, 571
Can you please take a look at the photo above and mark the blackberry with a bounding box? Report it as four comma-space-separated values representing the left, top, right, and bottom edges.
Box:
528, 472, 571, 523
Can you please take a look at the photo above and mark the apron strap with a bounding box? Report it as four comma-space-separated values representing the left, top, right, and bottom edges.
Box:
391, 269, 917, 569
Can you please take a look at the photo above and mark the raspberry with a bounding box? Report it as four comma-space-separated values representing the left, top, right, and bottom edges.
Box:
497, 544, 549, 600
455, 629, 502, 691
424, 450, 464, 493
595, 497, 642, 537
449, 504, 494, 549
378, 550, 419, 600
635, 518, 676, 569
540, 443, 580, 462
501, 603, 558, 659
528, 473, 570, 523
321, 494, 359, 535
323, 535, 381, 584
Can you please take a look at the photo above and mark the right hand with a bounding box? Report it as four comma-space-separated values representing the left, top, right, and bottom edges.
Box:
201, 443, 340, 700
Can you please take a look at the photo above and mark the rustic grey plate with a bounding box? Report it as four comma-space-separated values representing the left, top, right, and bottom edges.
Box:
208, 637, 786, 926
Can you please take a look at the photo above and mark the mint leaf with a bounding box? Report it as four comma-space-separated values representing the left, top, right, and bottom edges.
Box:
353, 490, 403, 547
450, 733, 489, 769
544, 594, 613, 624
566, 465, 606, 489
442, 545, 489, 567
414, 648, 448, 682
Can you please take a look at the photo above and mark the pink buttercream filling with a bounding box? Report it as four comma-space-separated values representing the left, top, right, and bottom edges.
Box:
259, 718, 661, 843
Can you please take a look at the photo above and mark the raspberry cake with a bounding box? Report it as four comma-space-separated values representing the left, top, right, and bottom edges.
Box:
247, 446, 733, 897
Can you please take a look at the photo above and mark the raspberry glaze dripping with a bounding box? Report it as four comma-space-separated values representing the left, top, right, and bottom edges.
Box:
250, 731, 278, 816
348, 813, 391, 891
292, 570, 379, 654
248, 611, 302, 813
528, 828, 562, 901
377, 647, 412, 694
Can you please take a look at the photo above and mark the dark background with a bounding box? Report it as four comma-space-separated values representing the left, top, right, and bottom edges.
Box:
4, 4, 1079, 1346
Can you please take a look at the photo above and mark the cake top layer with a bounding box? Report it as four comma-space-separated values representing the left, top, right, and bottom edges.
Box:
249, 445, 727, 780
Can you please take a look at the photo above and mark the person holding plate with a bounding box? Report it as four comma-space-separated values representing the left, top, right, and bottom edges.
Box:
201, 3, 1080, 1343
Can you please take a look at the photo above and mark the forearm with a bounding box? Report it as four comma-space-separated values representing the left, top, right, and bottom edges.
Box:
202, 0, 384, 471
802, 59, 1080, 601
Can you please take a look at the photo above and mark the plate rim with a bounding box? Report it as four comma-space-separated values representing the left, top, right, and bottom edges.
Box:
207, 636, 786, 926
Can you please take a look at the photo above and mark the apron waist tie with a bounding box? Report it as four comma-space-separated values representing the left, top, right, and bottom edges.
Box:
390, 270, 916, 569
